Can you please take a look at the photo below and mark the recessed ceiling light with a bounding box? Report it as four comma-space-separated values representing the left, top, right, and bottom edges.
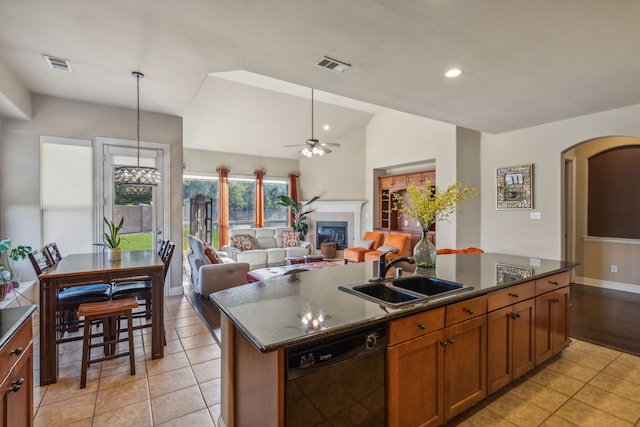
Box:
445, 68, 462, 78
323, 124, 331, 131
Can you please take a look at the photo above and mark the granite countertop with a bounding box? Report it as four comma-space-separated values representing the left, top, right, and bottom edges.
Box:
211, 253, 578, 353
0, 305, 37, 349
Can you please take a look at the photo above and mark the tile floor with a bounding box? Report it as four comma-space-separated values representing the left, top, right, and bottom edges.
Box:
31, 295, 640, 427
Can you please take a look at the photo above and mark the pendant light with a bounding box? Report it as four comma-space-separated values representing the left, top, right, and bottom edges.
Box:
114, 71, 161, 189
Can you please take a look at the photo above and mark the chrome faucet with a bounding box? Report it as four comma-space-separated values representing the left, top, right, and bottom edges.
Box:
377, 252, 416, 279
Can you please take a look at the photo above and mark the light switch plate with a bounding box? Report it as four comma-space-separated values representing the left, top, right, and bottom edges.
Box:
530, 212, 542, 220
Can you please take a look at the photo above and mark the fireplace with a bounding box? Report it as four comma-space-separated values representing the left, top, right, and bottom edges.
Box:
316, 221, 348, 250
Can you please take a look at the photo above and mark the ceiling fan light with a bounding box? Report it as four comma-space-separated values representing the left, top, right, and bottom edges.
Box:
301, 147, 312, 157
312, 146, 319, 155
317, 149, 325, 156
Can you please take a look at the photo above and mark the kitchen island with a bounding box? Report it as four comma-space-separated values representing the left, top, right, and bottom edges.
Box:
211, 253, 578, 427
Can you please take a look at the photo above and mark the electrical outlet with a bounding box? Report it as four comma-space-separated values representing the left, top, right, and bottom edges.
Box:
530, 212, 542, 220
611, 265, 618, 273
530, 258, 541, 267
404, 220, 408, 226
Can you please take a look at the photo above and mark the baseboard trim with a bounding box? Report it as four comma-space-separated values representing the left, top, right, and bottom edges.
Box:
574, 276, 640, 294
167, 286, 185, 297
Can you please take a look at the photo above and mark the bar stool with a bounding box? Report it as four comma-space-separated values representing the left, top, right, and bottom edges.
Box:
78, 297, 139, 389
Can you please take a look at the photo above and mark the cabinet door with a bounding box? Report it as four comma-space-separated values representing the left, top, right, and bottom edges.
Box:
535, 287, 570, 366
443, 315, 487, 421
0, 344, 33, 427
387, 330, 445, 427
512, 299, 535, 379
549, 286, 570, 356
487, 306, 511, 394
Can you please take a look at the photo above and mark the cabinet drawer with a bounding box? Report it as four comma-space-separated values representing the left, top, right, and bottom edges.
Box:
0, 317, 32, 381
388, 307, 445, 346
379, 177, 392, 190
445, 295, 487, 327
535, 272, 570, 295
488, 281, 535, 312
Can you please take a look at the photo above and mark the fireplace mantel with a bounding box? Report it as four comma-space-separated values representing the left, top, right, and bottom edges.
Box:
303, 200, 367, 251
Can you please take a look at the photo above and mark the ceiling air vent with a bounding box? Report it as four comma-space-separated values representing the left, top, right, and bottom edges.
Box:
44, 55, 72, 73
315, 56, 351, 73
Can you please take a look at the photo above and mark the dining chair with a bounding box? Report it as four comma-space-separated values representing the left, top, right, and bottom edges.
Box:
30, 245, 112, 342
111, 241, 175, 331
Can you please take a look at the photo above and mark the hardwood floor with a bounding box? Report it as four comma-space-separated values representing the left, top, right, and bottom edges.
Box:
569, 282, 640, 356
185, 278, 640, 356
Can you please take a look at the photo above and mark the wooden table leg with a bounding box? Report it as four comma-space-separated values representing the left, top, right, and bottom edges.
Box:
150, 269, 164, 359
39, 278, 59, 385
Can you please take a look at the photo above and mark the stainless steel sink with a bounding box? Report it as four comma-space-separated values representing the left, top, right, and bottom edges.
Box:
339, 276, 471, 309
391, 276, 463, 295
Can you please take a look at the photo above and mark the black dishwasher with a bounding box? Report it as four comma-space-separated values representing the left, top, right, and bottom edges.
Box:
285, 325, 386, 427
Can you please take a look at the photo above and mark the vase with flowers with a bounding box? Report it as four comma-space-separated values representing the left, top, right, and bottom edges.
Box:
393, 181, 476, 268
0, 238, 32, 297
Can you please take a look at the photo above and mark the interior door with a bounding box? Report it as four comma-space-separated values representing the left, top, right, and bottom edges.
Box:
101, 143, 166, 253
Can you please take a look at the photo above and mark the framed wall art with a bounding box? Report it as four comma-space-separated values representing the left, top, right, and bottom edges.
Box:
496, 263, 534, 285
496, 164, 533, 209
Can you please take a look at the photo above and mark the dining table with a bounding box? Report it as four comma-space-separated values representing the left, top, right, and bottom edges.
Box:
38, 250, 165, 386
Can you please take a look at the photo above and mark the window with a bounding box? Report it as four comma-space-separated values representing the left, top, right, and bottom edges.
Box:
41, 137, 94, 253
264, 178, 289, 227
228, 176, 255, 230
183, 174, 219, 247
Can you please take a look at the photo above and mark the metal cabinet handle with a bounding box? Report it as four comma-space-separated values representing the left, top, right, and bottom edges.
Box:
10, 347, 23, 356
509, 293, 519, 298
417, 323, 426, 330
447, 338, 455, 344
465, 308, 474, 315
549, 280, 559, 286
9, 378, 24, 392
440, 341, 448, 347
511, 313, 521, 319
551, 298, 560, 303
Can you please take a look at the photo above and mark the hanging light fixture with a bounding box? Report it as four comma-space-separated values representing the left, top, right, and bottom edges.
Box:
114, 71, 161, 189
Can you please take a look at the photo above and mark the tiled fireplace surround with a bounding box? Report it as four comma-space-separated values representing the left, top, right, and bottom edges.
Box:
305, 200, 367, 256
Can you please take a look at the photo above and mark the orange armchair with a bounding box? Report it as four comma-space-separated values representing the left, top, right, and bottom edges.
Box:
363, 233, 412, 262
437, 247, 484, 255
344, 231, 385, 263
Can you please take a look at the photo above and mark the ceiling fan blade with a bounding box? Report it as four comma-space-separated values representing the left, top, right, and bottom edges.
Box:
321, 146, 333, 154
320, 142, 341, 147
283, 144, 309, 147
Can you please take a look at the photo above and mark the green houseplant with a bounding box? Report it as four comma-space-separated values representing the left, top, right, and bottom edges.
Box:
0, 238, 32, 289
97, 216, 126, 261
276, 195, 320, 241
393, 182, 476, 267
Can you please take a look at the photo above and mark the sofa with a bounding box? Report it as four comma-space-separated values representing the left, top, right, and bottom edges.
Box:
221, 227, 312, 269
343, 231, 385, 263
363, 232, 412, 261
186, 235, 250, 296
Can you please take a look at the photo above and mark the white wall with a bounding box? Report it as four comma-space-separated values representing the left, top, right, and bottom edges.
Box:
298, 127, 366, 201
1, 95, 184, 290
183, 147, 299, 178
365, 109, 460, 248
480, 104, 640, 260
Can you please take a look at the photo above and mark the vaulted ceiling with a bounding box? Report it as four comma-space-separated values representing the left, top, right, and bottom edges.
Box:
1, 0, 639, 158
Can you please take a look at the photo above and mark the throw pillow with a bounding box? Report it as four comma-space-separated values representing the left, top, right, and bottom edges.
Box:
230, 235, 255, 251
377, 245, 399, 254
282, 231, 300, 247
203, 245, 220, 264
355, 239, 374, 249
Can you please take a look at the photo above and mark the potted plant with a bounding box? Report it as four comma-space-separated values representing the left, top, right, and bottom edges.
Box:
276, 195, 320, 241
97, 216, 125, 261
0, 238, 32, 290
393, 182, 476, 268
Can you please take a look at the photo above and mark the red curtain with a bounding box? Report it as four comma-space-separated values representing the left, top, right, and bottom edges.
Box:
255, 170, 265, 228
217, 167, 229, 249
288, 173, 299, 227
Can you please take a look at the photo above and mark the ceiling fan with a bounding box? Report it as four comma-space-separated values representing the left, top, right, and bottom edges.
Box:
285, 88, 341, 157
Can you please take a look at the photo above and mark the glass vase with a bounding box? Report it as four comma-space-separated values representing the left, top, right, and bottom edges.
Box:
413, 228, 436, 268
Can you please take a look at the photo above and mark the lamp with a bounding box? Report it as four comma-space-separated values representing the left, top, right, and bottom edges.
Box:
114, 72, 161, 189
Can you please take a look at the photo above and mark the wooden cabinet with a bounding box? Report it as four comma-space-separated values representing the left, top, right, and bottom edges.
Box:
443, 297, 487, 421
387, 298, 487, 425
487, 298, 535, 394
0, 316, 33, 427
407, 171, 436, 188
535, 285, 570, 365
379, 189, 398, 231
